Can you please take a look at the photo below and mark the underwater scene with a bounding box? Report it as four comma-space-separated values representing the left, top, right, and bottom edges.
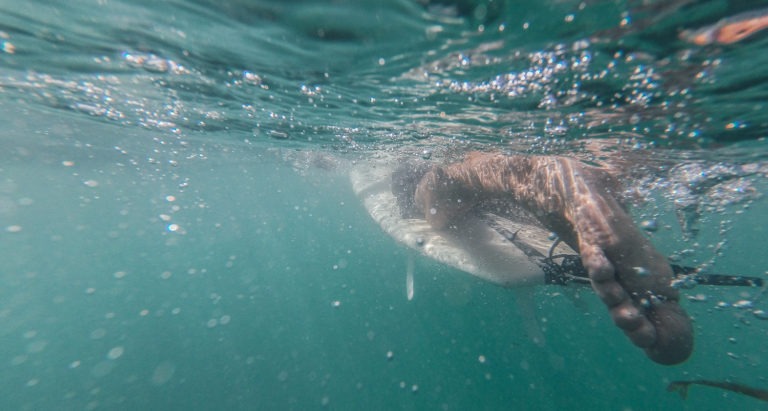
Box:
1, 0, 768, 409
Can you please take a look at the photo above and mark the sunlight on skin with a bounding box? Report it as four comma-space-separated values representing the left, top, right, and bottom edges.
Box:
415, 153, 694, 365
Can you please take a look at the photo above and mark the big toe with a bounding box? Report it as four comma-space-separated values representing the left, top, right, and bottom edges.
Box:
643, 302, 694, 365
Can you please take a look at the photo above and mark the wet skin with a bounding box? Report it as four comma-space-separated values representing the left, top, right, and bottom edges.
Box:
414, 152, 694, 365
681, 7, 768, 45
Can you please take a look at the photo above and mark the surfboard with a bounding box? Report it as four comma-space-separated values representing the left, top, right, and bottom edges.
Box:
349, 158, 578, 288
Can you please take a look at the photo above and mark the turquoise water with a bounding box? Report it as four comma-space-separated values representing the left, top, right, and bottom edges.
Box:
1, 0, 768, 409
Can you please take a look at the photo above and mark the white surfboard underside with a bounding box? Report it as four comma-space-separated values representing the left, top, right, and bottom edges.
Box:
350, 159, 574, 288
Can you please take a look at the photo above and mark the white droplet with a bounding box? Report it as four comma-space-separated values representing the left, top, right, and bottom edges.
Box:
10, 355, 27, 365
107, 346, 124, 360
219, 315, 231, 325
478, 355, 487, 364
150, 361, 176, 386
26, 340, 47, 354
331, 300, 341, 308
89, 328, 107, 340
83, 180, 99, 188
277, 371, 288, 382
5, 225, 22, 233
91, 361, 115, 377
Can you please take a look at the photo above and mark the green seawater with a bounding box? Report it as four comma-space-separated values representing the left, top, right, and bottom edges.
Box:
1, 1, 768, 410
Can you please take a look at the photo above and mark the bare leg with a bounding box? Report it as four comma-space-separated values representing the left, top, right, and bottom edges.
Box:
414, 152, 693, 365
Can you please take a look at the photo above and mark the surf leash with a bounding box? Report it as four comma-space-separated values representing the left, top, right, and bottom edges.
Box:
479, 211, 764, 288
544, 254, 765, 288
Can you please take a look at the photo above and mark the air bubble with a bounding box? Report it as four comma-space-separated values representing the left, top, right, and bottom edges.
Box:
90, 329, 107, 340
150, 361, 176, 386
633, 266, 649, 276
107, 346, 124, 360
640, 219, 658, 232
687, 294, 707, 302
733, 300, 753, 309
